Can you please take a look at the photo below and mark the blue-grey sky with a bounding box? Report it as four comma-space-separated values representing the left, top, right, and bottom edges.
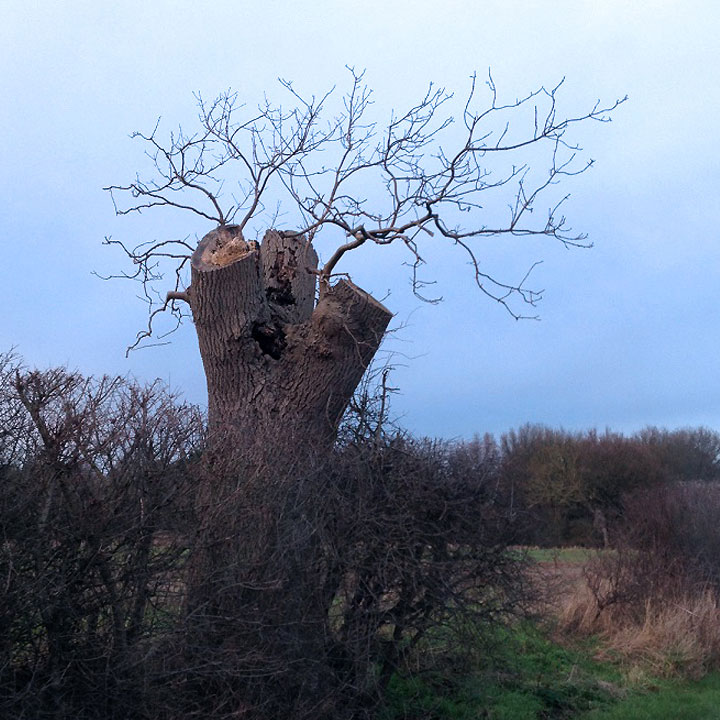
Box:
2, 1, 718, 439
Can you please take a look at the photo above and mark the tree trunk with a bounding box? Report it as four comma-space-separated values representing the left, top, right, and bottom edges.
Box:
593, 507, 610, 548
183, 226, 392, 668
188, 224, 392, 465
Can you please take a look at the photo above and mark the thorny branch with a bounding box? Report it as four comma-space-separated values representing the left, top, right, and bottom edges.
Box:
105, 68, 626, 347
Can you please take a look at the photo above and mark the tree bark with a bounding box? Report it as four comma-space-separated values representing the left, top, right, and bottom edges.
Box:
184, 226, 392, 651
188, 224, 392, 468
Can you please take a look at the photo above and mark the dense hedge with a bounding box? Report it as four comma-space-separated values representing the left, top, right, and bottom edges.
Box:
0, 355, 527, 719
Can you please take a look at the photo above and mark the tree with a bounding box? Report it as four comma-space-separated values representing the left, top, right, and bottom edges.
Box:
104, 70, 624, 459
0, 356, 531, 719
526, 435, 584, 544
638, 426, 720, 482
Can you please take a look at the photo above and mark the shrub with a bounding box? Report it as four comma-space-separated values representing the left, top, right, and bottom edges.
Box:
0, 358, 203, 719
180, 432, 532, 719
0, 356, 532, 719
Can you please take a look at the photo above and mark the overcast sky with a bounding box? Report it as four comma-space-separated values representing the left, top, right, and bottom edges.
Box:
2, 1, 718, 440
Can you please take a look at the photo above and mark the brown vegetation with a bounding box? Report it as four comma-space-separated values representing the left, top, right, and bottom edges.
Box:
4, 345, 720, 716
0, 353, 531, 719
557, 482, 720, 678
500, 424, 720, 547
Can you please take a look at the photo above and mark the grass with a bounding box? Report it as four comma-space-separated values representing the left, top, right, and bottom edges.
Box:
382, 546, 720, 719
562, 586, 720, 675
579, 674, 720, 719
383, 619, 720, 719
382, 622, 623, 719
523, 545, 599, 564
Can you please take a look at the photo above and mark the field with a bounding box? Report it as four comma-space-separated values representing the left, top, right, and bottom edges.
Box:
382, 548, 720, 719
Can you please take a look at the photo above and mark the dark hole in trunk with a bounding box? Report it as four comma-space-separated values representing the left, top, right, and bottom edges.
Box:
251, 322, 287, 360
266, 286, 296, 306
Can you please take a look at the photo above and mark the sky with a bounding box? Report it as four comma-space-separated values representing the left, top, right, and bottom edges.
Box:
1, 1, 719, 440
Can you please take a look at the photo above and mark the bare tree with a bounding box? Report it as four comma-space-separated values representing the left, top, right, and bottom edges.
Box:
104, 69, 624, 458
99, 76, 624, 716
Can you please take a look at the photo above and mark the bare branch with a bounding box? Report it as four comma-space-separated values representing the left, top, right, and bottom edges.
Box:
105, 70, 626, 346
166, 290, 190, 304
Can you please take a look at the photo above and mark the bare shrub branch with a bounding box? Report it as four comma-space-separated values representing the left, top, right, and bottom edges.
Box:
0, 361, 204, 718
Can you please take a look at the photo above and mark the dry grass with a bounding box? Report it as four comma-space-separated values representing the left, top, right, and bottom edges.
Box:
528, 546, 592, 618
547, 481, 720, 681
531, 536, 720, 680
557, 577, 720, 679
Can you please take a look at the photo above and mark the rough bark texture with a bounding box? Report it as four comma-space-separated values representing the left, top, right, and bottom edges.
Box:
188, 225, 392, 468
184, 226, 392, 689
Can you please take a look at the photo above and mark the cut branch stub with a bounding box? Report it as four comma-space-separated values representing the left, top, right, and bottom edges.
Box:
261, 230, 318, 324
298, 279, 393, 430
190, 225, 265, 335
311, 280, 392, 367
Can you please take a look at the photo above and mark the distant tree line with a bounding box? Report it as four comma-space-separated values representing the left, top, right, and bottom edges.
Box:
495, 423, 720, 547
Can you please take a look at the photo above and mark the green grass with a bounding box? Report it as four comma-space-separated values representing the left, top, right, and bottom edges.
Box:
522, 545, 599, 564
380, 544, 720, 719
578, 674, 720, 719
381, 622, 622, 719
383, 622, 720, 719
381, 609, 720, 719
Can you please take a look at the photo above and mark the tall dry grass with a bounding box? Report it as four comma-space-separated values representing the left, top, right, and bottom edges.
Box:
559, 581, 720, 678
555, 480, 720, 679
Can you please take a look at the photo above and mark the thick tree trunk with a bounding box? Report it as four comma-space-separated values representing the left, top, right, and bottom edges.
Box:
184, 226, 392, 667
188, 224, 392, 466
